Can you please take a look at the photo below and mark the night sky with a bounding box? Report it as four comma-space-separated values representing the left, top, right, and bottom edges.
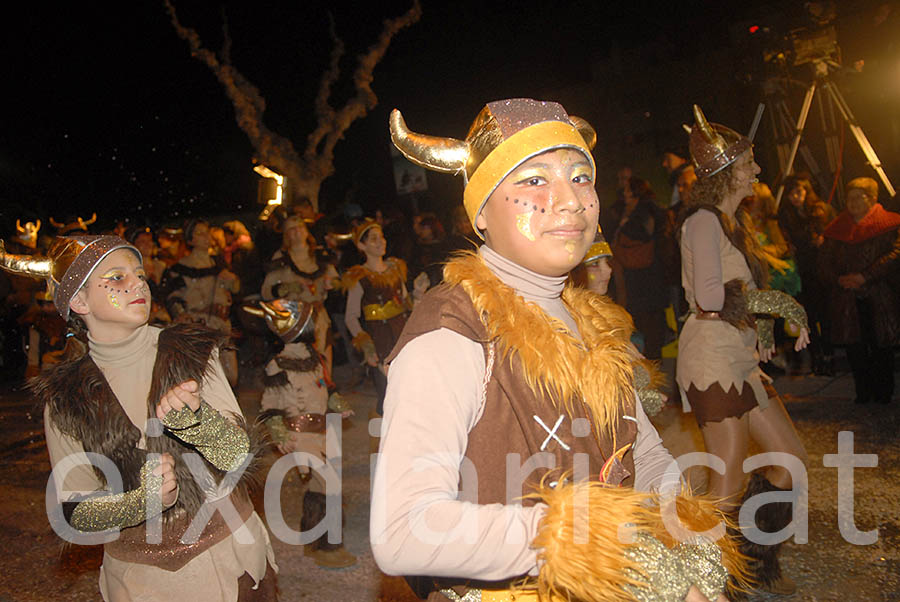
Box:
1, 1, 885, 234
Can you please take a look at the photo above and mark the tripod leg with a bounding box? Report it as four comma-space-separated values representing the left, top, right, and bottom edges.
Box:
775, 81, 817, 208
824, 81, 896, 197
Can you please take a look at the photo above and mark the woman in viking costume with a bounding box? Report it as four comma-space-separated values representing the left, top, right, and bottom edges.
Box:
370, 99, 750, 602
262, 214, 340, 381
676, 106, 811, 596
342, 218, 426, 417
248, 298, 357, 569
160, 219, 240, 386
0, 235, 276, 601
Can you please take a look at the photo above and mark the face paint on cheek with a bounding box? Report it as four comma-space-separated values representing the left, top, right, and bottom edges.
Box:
108, 293, 121, 309
516, 211, 536, 241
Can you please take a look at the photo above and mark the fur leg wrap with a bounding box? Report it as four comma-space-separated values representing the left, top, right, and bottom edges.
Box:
301, 491, 344, 551
728, 472, 795, 597
524, 481, 751, 602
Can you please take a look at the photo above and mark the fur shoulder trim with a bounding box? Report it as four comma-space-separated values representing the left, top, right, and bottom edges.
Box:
342, 258, 407, 292
443, 252, 636, 435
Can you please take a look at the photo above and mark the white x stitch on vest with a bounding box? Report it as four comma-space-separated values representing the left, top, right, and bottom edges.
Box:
533, 414, 571, 451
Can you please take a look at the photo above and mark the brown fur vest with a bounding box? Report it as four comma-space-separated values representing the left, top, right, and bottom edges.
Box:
31, 323, 262, 519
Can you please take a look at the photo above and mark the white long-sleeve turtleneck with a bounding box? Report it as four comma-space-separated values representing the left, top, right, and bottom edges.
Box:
370, 245, 674, 581
480, 245, 579, 334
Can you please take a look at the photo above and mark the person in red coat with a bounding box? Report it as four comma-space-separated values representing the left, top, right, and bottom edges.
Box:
819, 177, 900, 404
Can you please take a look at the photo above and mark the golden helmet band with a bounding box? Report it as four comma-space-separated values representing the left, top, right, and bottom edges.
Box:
390, 99, 596, 238
0, 235, 141, 321
353, 218, 381, 246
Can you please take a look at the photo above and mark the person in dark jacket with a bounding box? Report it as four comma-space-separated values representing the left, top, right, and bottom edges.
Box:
601, 176, 668, 359
777, 175, 836, 374
819, 177, 900, 404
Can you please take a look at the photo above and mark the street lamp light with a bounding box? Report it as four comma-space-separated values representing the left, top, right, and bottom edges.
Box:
253, 164, 285, 221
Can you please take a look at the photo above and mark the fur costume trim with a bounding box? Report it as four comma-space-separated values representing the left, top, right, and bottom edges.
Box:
31, 323, 267, 520
523, 480, 752, 601
351, 330, 374, 351
341, 258, 407, 292
720, 278, 754, 330
443, 252, 636, 436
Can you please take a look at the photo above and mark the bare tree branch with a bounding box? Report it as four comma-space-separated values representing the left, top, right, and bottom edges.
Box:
164, 0, 421, 212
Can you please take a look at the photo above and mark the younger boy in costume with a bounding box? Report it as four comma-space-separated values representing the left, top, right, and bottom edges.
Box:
371, 99, 748, 602
1, 236, 276, 601
248, 298, 357, 569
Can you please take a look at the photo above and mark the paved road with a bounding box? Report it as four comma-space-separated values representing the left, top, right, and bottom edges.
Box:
0, 360, 897, 601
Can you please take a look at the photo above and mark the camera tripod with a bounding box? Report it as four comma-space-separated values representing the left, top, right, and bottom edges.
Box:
766, 60, 895, 206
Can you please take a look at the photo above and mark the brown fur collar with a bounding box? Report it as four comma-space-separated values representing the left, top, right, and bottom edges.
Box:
31, 323, 265, 519
341, 258, 407, 292
443, 252, 637, 436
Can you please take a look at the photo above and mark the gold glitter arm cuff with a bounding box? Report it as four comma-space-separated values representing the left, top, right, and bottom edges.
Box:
327, 391, 352, 413
624, 533, 729, 602
633, 363, 665, 417
163, 401, 250, 471
745, 289, 809, 332
264, 414, 290, 445
68, 458, 164, 532
756, 318, 775, 351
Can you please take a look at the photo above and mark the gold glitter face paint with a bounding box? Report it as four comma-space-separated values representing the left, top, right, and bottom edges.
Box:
108, 292, 121, 309
516, 211, 536, 241
565, 240, 577, 261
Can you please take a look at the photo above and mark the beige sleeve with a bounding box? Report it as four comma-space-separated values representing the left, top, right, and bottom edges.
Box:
344, 282, 365, 339
44, 405, 104, 501
201, 348, 244, 420
631, 399, 679, 492
371, 328, 545, 580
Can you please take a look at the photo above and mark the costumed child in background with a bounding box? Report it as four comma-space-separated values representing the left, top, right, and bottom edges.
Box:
372, 98, 750, 602
261, 214, 340, 380
342, 219, 427, 418
0, 235, 276, 601
160, 219, 240, 386
248, 299, 357, 569
571, 232, 667, 418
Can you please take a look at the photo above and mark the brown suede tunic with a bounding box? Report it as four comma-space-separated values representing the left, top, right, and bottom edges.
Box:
388, 283, 637, 507
357, 268, 410, 360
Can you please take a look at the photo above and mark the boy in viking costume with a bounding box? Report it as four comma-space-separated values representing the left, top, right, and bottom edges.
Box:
0, 236, 277, 601
371, 99, 749, 602
248, 298, 357, 569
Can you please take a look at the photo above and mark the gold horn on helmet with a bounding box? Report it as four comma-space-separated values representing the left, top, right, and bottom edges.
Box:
569, 116, 597, 151
0, 240, 52, 278
389, 109, 469, 175
693, 104, 725, 149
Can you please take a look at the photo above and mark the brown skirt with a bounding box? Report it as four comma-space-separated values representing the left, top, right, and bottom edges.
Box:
686, 381, 777, 426
237, 561, 278, 601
